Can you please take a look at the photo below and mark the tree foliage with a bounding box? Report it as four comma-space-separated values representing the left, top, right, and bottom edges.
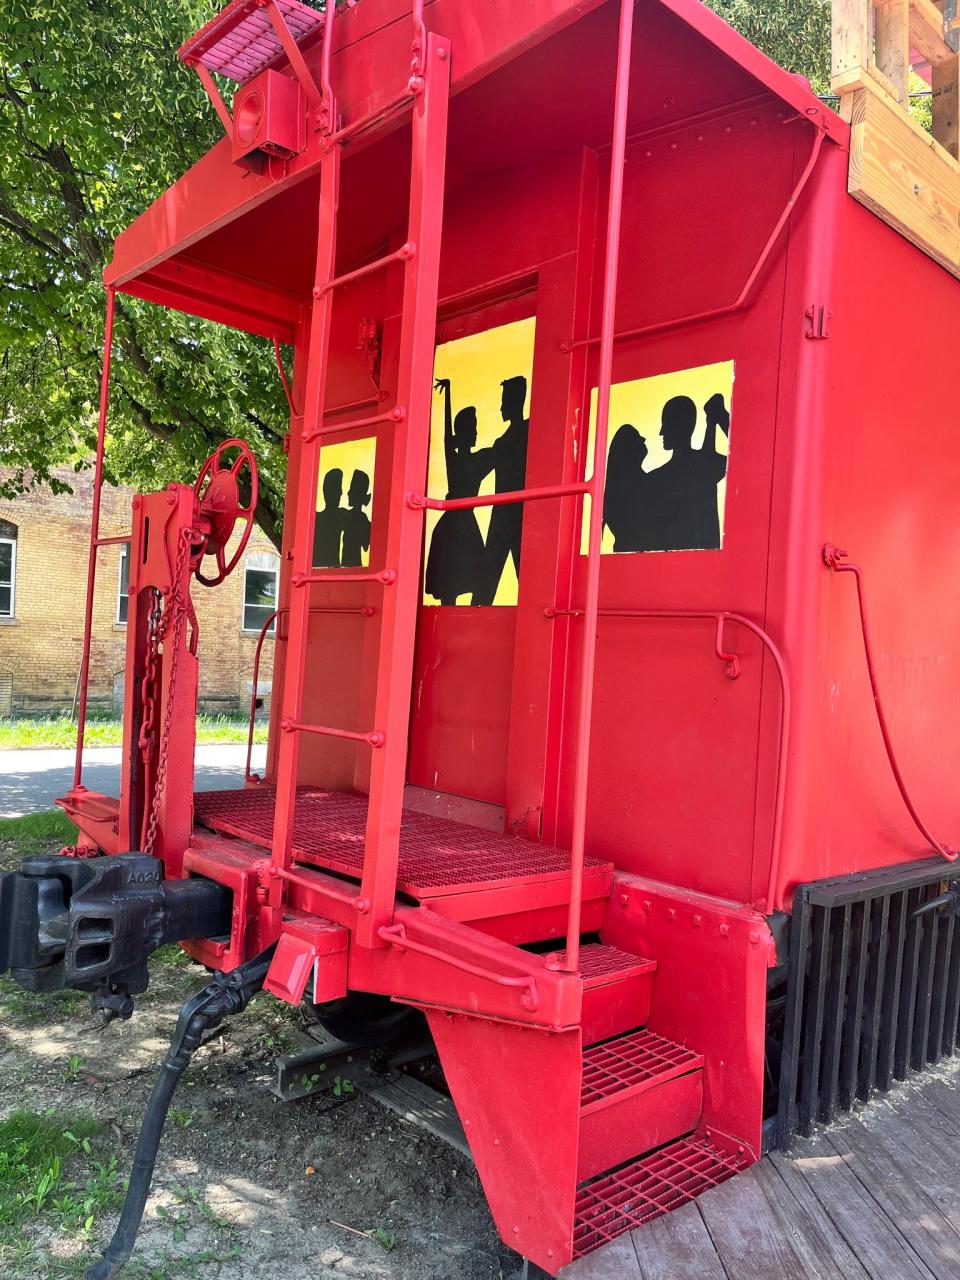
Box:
0, 0, 288, 544
702, 0, 832, 94
0, 0, 833, 544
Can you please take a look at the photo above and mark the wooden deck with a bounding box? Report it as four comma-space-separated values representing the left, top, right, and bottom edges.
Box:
564, 1057, 960, 1279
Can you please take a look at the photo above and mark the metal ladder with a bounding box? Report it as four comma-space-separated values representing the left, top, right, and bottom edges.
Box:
269, 0, 451, 948
272, 0, 635, 970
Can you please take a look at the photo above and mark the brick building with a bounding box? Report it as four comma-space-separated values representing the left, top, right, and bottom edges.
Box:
0, 468, 279, 716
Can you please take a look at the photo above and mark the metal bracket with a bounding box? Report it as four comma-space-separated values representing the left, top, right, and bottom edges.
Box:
805, 303, 832, 340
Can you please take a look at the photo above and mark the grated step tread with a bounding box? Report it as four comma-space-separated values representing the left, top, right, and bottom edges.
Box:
549, 942, 656, 987
573, 1137, 748, 1259
580, 1029, 703, 1110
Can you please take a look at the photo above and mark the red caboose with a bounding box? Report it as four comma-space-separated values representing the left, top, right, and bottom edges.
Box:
5, 0, 960, 1274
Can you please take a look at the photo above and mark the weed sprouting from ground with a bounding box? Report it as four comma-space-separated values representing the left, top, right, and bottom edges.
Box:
0, 1111, 123, 1276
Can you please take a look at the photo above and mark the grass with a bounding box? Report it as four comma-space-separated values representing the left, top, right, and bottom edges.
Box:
0, 713, 268, 751
0, 810, 78, 860
0, 1110, 124, 1277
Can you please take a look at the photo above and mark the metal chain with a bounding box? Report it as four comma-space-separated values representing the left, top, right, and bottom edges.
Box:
142, 529, 195, 858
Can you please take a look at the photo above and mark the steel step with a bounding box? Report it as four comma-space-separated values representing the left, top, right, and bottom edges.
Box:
577, 1028, 704, 1181
573, 1136, 747, 1259
546, 943, 656, 1044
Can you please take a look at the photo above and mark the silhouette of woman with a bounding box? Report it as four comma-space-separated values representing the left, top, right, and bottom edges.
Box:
603, 424, 649, 553
341, 469, 372, 567
424, 378, 494, 605
313, 467, 345, 567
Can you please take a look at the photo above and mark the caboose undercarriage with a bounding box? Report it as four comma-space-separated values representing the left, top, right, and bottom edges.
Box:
5, 0, 960, 1276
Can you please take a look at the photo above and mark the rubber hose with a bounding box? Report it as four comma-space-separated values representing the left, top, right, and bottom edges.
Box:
84, 1051, 188, 1280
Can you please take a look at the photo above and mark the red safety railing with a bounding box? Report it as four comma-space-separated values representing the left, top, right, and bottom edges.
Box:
73, 287, 117, 793
547, 608, 792, 914
824, 545, 957, 863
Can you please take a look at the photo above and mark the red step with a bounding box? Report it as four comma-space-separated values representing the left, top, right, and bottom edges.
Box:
573, 1136, 748, 1259
577, 1029, 704, 1182
547, 943, 656, 1044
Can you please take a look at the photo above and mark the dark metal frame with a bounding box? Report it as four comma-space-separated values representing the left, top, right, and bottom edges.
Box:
774, 857, 960, 1149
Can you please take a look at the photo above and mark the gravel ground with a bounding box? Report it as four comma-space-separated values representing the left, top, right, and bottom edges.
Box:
0, 833, 519, 1280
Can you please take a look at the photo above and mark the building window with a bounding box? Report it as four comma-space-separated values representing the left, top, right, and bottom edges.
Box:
117, 543, 130, 625
242, 556, 279, 634
0, 523, 17, 620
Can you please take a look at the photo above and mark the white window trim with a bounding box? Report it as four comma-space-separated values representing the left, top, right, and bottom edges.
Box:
116, 543, 130, 626
0, 536, 16, 620
242, 560, 279, 635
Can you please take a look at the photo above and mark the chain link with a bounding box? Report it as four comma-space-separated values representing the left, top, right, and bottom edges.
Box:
142, 529, 196, 858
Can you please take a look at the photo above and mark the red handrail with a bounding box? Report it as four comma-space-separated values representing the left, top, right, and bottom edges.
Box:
562, 0, 635, 974
73, 287, 117, 791
561, 126, 825, 353
823, 545, 957, 863
548, 608, 791, 913
246, 607, 287, 784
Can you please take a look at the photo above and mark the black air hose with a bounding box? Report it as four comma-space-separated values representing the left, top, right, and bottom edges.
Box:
85, 945, 276, 1280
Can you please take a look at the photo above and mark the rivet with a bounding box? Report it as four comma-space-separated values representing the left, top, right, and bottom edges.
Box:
437, 46, 448, 60
719, 924, 731, 939
643, 900, 652, 913
692, 914, 702, 928
667, 908, 677, 922
619, 893, 629, 906
355, 896, 370, 914
312, 286, 321, 298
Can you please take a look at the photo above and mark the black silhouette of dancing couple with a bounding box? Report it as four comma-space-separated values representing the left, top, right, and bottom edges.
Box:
604, 392, 730, 553
313, 466, 373, 568
425, 374, 528, 606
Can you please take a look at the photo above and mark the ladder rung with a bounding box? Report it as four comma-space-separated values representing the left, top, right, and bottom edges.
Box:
319, 243, 416, 296
407, 480, 591, 513
330, 86, 419, 148
281, 718, 385, 748
292, 568, 396, 587
303, 405, 405, 444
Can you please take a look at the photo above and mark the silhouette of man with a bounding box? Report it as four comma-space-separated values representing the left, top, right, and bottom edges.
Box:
650, 394, 728, 551
473, 374, 528, 606
341, 469, 372, 567
313, 467, 345, 567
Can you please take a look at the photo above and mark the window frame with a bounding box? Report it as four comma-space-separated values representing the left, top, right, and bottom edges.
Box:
116, 542, 130, 626
242, 559, 280, 635
0, 535, 16, 620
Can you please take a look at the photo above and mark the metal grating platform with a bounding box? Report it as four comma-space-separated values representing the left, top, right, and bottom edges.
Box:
573, 1138, 747, 1258
193, 786, 613, 900
178, 0, 323, 84
549, 943, 655, 986
580, 1030, 704, 1109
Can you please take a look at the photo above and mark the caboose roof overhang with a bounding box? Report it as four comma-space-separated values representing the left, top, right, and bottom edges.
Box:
105, 0, 846, 341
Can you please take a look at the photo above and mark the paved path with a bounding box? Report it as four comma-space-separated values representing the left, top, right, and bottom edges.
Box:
0, 743, 267, 819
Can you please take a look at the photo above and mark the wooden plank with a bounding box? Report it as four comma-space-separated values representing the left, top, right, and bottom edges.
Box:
562, 1233, 643, 1280
695, 1165, 811, 1279
349, 1064, 472, 1158
877, 0, 911, 101
833, 0, 874, 87
826, 1118, 960, 1276
933, 54, 960, 157
630, 1203, 725, 1280
910, 0, 954, 65
842, 83, 960, 278
766, 1154, 872, 1279
775, 1133, 938, 1280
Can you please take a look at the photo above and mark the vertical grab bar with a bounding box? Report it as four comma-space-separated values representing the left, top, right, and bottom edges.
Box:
73, 286, 117, 791
563, 0, 635, 974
